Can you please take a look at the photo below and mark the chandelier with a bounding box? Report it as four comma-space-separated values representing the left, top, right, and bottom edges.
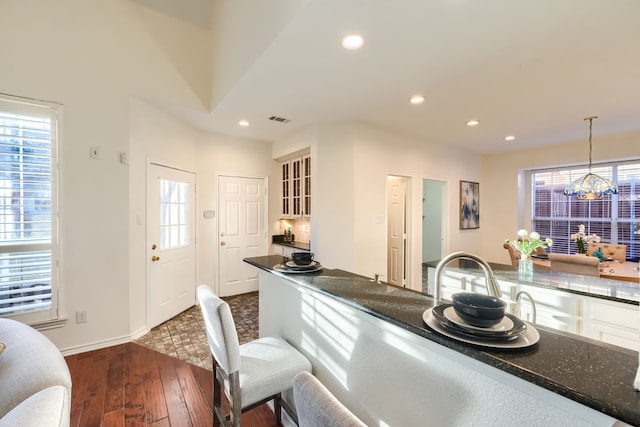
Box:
563, 116, 618, 200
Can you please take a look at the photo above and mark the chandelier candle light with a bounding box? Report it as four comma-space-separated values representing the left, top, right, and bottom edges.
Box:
505, 230, 553, 279
563, 116, 618, 200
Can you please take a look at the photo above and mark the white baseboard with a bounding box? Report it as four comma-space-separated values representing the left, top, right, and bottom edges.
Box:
59, 334, 134, 356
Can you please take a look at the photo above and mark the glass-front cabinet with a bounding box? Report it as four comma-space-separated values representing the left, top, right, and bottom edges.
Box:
280, 153, 311, 219
281, 161, 290, 217
303, 154, 311, 217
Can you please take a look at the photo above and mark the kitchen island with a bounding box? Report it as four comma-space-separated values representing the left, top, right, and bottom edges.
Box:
424, 259, 639, 350
245, 255, 639, 426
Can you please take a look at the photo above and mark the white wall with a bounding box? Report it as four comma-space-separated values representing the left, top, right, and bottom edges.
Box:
480, 130, 640, 265
275, 121, 639, 291
128, 96, 278, 342
0, 0, 275, 353
4, 0, 636, 354
0, 0, 208, 351
274, 121, 483, 290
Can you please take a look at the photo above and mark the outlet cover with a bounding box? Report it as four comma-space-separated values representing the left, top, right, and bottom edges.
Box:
76, 310, 87, 323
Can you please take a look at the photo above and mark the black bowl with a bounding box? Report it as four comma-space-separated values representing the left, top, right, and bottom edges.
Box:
451, 292, 506, 328
291, 251, 314, 266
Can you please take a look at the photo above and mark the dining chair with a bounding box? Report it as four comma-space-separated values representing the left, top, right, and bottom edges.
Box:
504, 243, 547, 267
503, 243, 520, 266
197, 285, 312, 427
587, 243, 627, 263
548, 253, 600, 277
293, 372, 366, 427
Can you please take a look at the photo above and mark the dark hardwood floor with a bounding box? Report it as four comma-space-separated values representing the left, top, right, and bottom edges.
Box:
65, 342, 281, 427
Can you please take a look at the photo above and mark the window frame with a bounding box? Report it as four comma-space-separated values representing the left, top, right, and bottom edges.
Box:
530, 159, 640, 261
0, 93, 61, 325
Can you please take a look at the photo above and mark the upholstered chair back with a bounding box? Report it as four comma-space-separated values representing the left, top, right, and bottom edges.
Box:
587, 243, 627, 263
503, 243, 520, 266
197, 285, 241, 375
293, 372, 366, 427
549, 253, 600, 277
504, 242, 548, 267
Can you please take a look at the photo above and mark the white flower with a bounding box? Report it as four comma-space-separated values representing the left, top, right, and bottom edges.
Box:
506, 229, 553, 257
570, 224, 600, 253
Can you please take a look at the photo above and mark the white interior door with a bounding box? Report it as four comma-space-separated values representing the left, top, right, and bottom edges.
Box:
146, 163, 196, 329
218, 176, 267, 297
387, 176, 407, 287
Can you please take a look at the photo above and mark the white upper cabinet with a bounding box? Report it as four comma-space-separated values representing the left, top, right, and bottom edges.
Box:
303, 154, 311, 218
280, 153, 311, 219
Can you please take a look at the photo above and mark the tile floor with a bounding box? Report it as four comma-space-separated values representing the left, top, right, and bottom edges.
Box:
134, 291, 259, 370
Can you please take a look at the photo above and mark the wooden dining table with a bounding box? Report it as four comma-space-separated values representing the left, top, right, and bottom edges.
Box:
532, 255, 640, 283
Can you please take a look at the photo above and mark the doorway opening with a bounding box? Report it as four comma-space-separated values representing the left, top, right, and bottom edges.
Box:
422, 178, 446, 294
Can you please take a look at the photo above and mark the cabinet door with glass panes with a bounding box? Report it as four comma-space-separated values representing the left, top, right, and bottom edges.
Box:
303, 155, 311, 218
280, 161, 291, 217
280, 155, 310, 219
291, 157, 302, 217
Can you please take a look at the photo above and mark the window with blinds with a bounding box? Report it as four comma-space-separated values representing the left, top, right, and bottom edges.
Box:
0, 94, 59, 324
532, 162, 640, 260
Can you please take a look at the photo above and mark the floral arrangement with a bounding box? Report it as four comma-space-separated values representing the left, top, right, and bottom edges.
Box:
505, 229, 553, 257
570, 224, 600, 254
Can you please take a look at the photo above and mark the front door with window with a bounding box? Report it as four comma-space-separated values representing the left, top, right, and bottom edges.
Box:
146, 164, 196, 329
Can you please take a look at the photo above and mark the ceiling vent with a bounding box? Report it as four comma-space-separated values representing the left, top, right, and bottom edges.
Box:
269, 116, 291, 124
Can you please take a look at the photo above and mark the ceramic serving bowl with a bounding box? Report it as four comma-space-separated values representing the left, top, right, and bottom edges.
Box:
291, 251, 314, 265
451, 292, 506, 328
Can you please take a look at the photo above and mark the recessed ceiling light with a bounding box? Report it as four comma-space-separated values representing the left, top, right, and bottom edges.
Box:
505, 135, 516, 141
342, 34, 364, 50
238, 119, 250, 127
410, 95, 425, 105
466, 119, 480, 126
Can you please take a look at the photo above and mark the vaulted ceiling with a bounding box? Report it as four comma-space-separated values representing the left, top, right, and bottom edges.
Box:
137, 0, 640, 154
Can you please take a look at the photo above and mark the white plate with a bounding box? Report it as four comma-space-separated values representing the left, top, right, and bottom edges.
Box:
423, 308, 540, 349
285, 260, 317, 268
273, 263, 323, 274
444, 306, 514, 332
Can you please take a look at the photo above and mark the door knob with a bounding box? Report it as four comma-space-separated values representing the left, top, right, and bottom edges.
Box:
151, 244, 157, 250
220, 242, 226, 246
151, 256, 160, 261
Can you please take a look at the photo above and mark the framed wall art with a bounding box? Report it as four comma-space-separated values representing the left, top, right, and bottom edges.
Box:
460, 180, 479, 229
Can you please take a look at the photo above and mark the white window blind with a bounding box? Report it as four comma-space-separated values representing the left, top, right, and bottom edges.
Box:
532, 162, 640, 260
0, 94, 59, 324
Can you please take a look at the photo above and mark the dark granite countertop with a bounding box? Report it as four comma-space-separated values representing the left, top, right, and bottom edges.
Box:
271, 240, 311, 251
245, 255, 640, 426
423, 259, 640, 305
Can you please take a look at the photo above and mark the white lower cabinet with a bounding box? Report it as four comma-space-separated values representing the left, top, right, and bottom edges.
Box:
429, 267, 639, 350
586, 298, 639, 350
271, 244, 296, 258
515, 284, 584, 335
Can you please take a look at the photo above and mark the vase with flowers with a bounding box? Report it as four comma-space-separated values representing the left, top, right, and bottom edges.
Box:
505, 229, 553, 280
570, 224, 600, 254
